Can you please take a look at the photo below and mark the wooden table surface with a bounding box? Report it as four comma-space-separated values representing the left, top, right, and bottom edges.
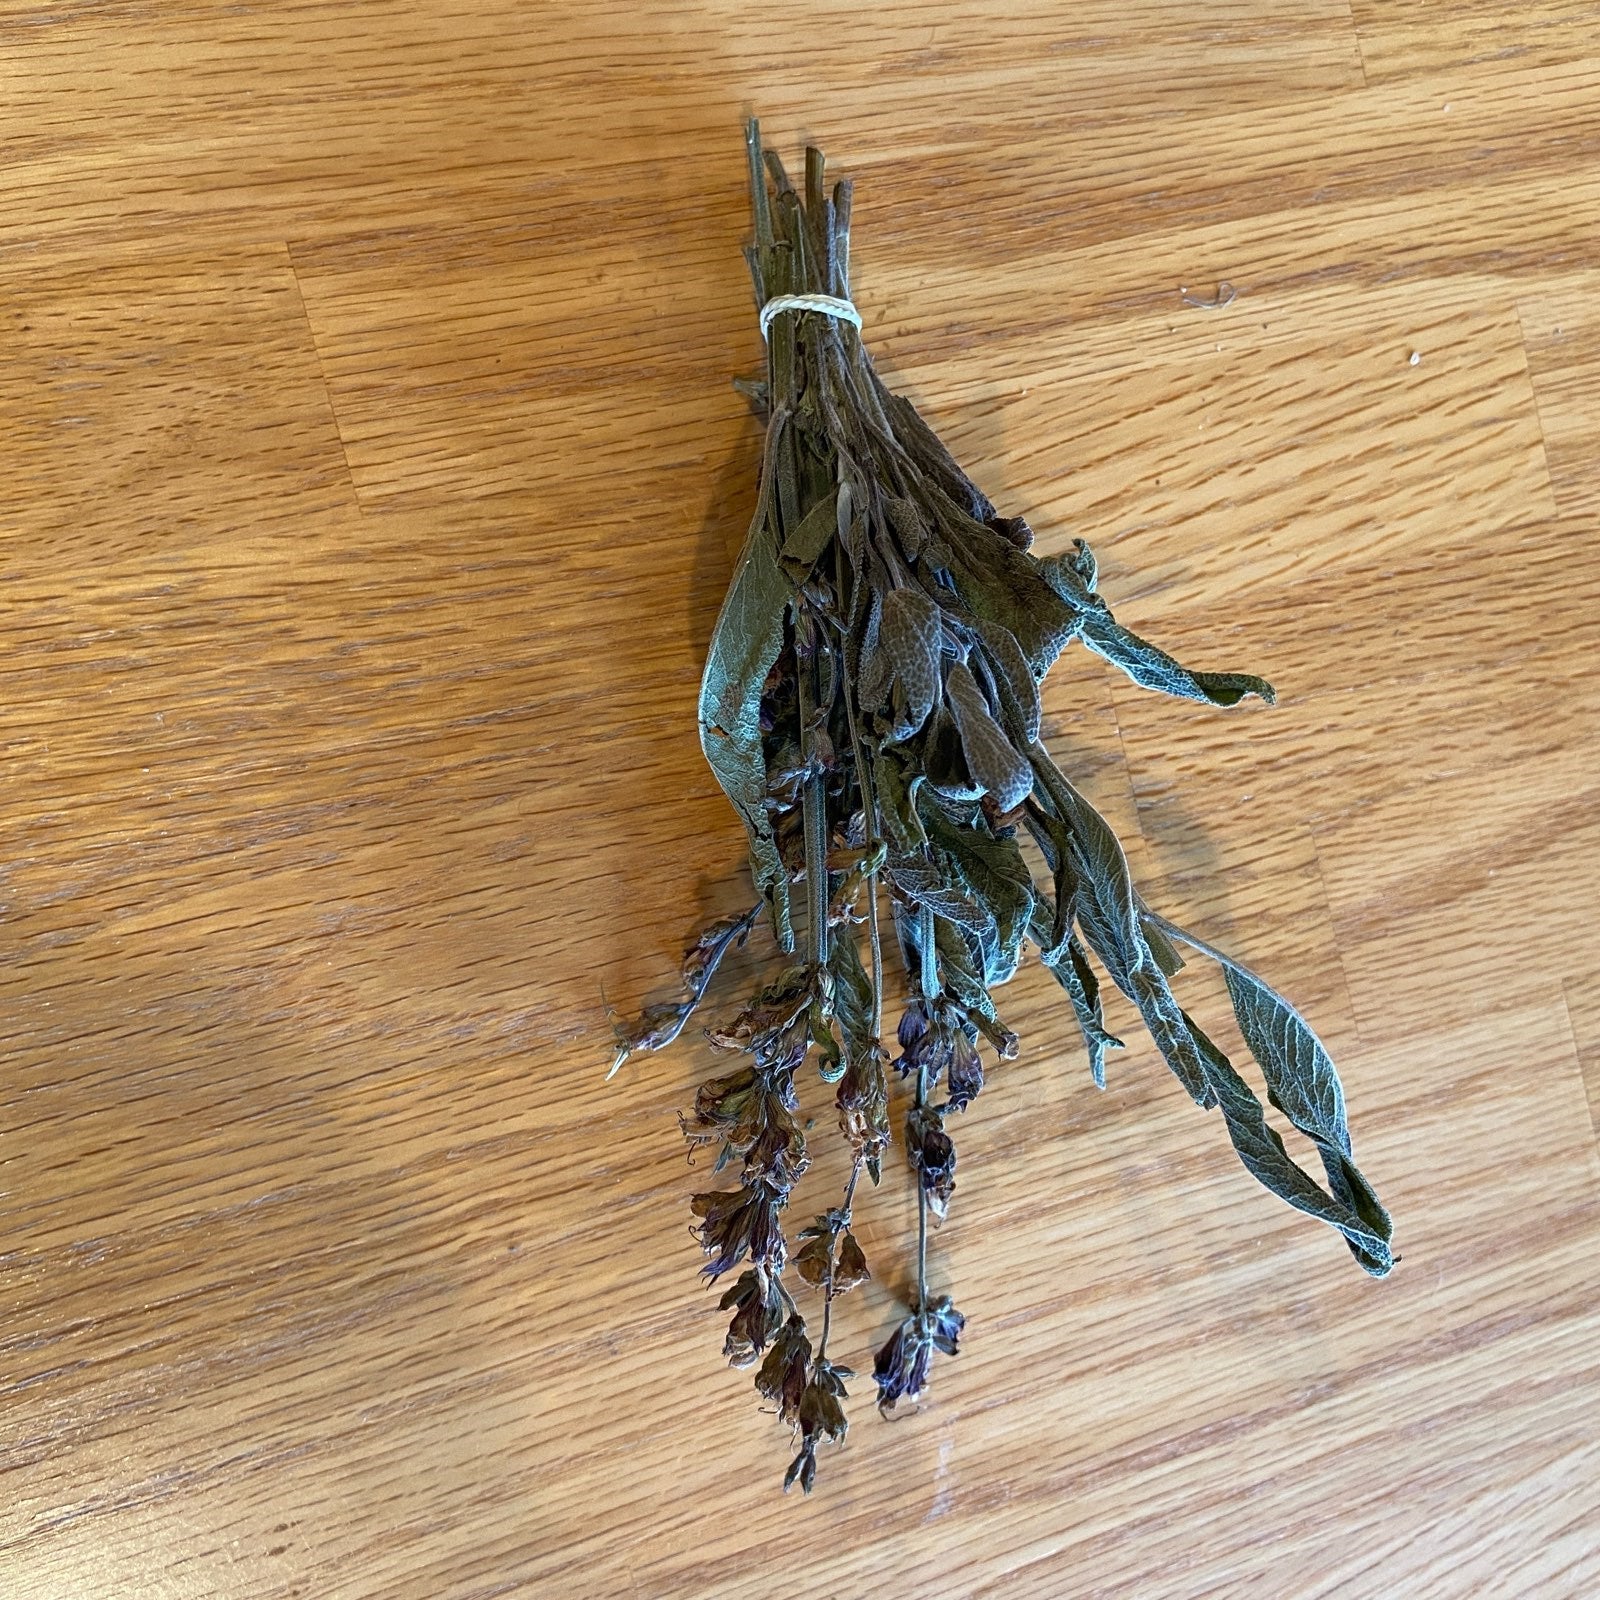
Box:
4, 5, 1599, 1597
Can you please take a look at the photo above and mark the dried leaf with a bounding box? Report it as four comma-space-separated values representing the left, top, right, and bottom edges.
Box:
698, 423, 795, 949
973, 617, 1042, 744
944, 660, 1033, 812
779, 484, 841, 574
1153, 915, 1394, 1276
1184, 1011, 1394, 1274
859, 586, 943, 743
1038, 549, 1274, 708
922, 803, 1033, 989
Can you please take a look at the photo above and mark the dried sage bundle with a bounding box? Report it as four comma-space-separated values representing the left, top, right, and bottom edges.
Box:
615, 122, 1393, 1494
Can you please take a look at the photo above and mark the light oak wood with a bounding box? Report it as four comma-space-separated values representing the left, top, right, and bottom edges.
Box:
3, 6, 1598, 1597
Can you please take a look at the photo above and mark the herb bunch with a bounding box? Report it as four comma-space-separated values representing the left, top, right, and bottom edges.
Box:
615, 122, 1394, 1493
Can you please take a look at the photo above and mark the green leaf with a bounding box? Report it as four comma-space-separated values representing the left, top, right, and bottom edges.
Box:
1021, 807, 1074, 964
861, 587, 942, 742
1030, 908, 1122, 1087
1223, 958, 1392, 1274
1027, 739, 1392, 1269
919, 704, 986, 803
872, 748, 928, 853
1036, 552, 1273, 708
828, 926, 875, 1062
1065, 936, 1120, 1080
932, 916, 999, 1021
1141, 912, 1186, 977
1027, 746, 1140, 976
1125, 962, 1214, 1105
779, 485, 840, 575
1079, 610, 1275, 707
931, 516, 1081, 679
1027, 746, 1212, 1104
1068, 537, 1098, 592
944, 660, 1033, 812
1138, 908, 1395, 1275
883, 494, 928, 561
875, 381, 1002, 530
699, 419, 795, 949
886, 861, 989, 934
1225, 966, 1348, 1150
973, 618, 1042, 744
1183, 1010, 1394, 1275
887, 899, 996, 1021
922, 803, 1033, 989
810, 996, 844, 1083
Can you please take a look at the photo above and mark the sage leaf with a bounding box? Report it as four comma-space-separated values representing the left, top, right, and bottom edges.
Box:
875, 381, 1000, 529
699, 419, 794, 948
933, 915, 1001, 1021
923, 804, 1033, 988
886, 861, 989, 934
1027, 747, 1212, 1103
872, 747, 928, 852
1037, 552, 1273, 707
939, 523, 1080, 678
1141, 913, 1186, 978
945, 660, 1034, 811
1222, 964, 1393, 1273
1030, 907, 1123, 1087
1126, 963, 1214, 1106
920, 704, 987, 802
857, 589, 889, 709
973, 618, 1042, 743
876, 587, 943, 741
1068, 537, 1098, 592
1184, 1011, 1394, 1274
828, 925, 874, 1064
884, 495, 928, 561
1027, 745, 1139, 974
835, 479, 854, 544
1135, 908, 1395, 1274
779, 485, 840, 574
1080, 609, 1276, 707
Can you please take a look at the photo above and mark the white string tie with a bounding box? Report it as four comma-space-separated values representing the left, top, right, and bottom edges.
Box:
758, 292, 862, 342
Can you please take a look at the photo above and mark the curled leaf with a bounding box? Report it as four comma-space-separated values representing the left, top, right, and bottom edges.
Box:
944, 660, 1033, 812
698, 415, 796, 949
779, 484, 841, 576
860, 586, 943, 742
1038, 550, 1274, 707
973, 617, 1042, 743
1152, 911, 1394, 1275
1185, 1012, 1393, 1274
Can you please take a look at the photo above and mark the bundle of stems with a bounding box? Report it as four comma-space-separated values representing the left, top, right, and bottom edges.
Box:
615, 121, 1392, 1494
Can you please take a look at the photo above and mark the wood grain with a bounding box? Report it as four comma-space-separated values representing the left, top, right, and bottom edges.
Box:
3, 6, 1598, 1597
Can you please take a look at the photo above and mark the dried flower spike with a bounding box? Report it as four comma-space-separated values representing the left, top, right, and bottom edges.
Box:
616, 121, 1394, 1493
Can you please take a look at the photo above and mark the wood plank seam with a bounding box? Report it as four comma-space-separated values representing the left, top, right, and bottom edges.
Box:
1512, 295, 1568, 512
284, 236, 361, 512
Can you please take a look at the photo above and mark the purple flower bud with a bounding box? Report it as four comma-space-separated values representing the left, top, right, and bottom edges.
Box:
718, 1266, 786, 1367
897, 1000, 931, 1053
906, 1104, 956, 1221
872, 1315, 932, 1411
946, 1028, 984, 1111
872, 1296, 965, 1412
754, 1314, 811, 1424
690, 1181, 788, 1279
